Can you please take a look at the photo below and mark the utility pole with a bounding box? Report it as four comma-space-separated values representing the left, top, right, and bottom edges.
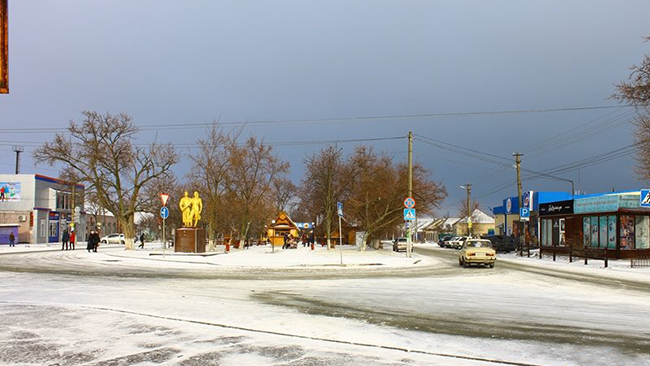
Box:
464, 184, 472, 236
514, 153, 523, 242
407, 131, 413, 258
12, 146, 23, 174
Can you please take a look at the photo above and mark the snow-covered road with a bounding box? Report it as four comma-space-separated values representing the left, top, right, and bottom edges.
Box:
1, 245, 649, 365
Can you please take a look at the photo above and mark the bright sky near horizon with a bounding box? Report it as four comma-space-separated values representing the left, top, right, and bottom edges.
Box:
1, 0, 649, 215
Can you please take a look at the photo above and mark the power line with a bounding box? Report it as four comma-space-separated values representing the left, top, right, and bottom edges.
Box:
0, 104, 631, 134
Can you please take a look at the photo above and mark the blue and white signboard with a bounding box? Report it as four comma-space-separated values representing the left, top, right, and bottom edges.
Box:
160, 206, 169, 219
522, 191, 533, 210
337, 202, 343, 217
641, 190, 650, 207
520, 207, 530, 221
404, 208, 416, 221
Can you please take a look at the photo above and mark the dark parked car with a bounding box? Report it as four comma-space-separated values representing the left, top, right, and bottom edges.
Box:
481, 235, 517, 253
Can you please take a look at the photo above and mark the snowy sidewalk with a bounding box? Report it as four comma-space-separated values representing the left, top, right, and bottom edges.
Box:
74, 242, 435, 269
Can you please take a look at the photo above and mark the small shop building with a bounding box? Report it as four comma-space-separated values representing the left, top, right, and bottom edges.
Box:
539, 191, 650, 259
266, 211, 299, 246
0, 174, 86, 244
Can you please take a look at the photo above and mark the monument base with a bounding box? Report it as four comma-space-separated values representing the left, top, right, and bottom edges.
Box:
175, 227, 206, 253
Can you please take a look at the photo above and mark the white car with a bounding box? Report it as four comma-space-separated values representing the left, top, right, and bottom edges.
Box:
101, 233, 125, 244
393, 237, 408, 252
448, 236, 469, 249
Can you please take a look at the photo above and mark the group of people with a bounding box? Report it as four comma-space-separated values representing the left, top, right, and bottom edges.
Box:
61, 230, 75, 250
282, 232, 316, 249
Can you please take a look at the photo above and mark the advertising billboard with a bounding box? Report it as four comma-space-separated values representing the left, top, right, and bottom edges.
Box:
0, 182, 21, 201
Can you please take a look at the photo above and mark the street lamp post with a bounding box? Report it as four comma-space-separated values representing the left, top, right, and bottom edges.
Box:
460, 184, 472, 236
271, 219, 276, 253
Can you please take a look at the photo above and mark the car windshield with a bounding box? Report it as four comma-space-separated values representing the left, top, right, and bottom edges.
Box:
467, 241, 491, 248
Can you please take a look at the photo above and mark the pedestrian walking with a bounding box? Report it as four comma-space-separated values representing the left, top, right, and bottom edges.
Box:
282, 233, 288, 249
138, 233, 145, 249
9, 232, 15, 247
62, 230, 69, 250
70, 231, 76, 250
87, 229, 100, 252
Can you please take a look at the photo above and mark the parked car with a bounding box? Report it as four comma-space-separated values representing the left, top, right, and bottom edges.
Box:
447, 236, 469, 249
459, 239, 496, 268
101, 233, 125, 244
393, 237, 408, 252
481, 235, 517, 253
440, 236, 458, 248
438, 235, 453, 247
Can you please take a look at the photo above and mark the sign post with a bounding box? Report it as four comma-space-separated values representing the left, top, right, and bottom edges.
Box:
337, 202, 343, 264
160, 193, 170, 256
404, 197, 416, 258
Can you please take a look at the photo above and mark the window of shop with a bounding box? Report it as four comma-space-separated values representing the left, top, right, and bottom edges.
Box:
559, 219, 565, 246
620, 215, 635, 250
607, 216, 616, 249
635, 216, 650, 249
590, 217, 599, 247
541, 220, 548, 246
583, 216, 617, 248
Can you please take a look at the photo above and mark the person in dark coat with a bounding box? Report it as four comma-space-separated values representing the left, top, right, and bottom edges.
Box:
62, 230, 69, 251
138, 233, 145, 249
92, 231, 100, 252
9, 232, 15, 247
87, 230, 95, 252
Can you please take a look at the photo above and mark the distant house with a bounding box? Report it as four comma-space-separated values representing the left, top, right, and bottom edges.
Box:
453, 209, 495, 236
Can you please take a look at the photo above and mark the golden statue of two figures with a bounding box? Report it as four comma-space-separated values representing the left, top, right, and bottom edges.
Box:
179, 191, 203, 227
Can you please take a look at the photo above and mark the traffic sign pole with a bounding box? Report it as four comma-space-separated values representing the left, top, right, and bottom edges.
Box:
160, 206, 170, 256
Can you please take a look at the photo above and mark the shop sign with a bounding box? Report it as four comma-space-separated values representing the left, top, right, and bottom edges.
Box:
540, 200, 574, 216
574, 193, 640, 214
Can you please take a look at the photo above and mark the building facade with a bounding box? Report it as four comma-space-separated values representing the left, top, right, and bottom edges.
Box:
0, 174, 86, 244
539, 191, 650, 259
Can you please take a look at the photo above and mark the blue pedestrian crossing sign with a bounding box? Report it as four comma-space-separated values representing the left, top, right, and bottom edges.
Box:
160, 206, 169, 220
641, 190, 650, 207
404, 208, 416, 221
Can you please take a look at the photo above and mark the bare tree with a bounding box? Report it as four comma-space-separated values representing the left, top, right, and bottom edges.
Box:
272, 178, 297, 212
614, 36, 650, 182
226, 137, 289, 246
188, 124, 240, 246
458, 198, 481, 221
301, 146, 354, 248
33, 111, 178, 250
348, 146, 447, 250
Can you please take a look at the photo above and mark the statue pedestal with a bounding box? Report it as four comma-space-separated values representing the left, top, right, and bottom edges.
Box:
175, 227, 206, 253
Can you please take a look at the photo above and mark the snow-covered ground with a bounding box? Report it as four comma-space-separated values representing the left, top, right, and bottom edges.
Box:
1, 243, 649, 365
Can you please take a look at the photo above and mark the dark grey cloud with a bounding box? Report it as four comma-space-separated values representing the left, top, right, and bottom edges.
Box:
1, 0, 649, 214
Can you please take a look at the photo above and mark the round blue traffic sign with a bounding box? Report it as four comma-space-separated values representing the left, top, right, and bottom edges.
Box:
160, 206, 169, 219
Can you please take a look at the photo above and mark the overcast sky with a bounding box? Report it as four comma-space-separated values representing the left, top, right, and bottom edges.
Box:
1, 0, 649, 215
